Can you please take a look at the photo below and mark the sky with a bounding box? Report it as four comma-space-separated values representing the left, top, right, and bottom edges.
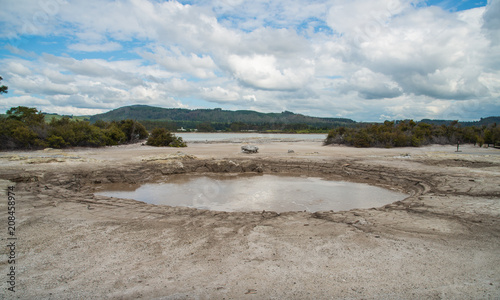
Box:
0, 0, 499, 122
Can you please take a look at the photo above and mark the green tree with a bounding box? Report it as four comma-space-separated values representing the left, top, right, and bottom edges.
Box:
0, 106, 155, 149
196, 122, 215, 132
11, 126, 42, 148
48, 117, 76, 146
6, 106, 45, 125
69, 121, 100, 146
104, 124, 126, 145
118, 120, 148, 142
0, 76, 7, 94
230, 122, 247, 132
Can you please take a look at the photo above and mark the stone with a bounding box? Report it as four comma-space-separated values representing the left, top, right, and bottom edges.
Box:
241, 145, 259, 154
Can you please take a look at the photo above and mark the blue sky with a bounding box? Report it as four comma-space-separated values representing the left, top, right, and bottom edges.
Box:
424, 0, 487, 11
0, 0, 499, 121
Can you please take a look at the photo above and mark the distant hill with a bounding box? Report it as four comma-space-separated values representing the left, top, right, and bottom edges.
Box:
89, 105, 356, 127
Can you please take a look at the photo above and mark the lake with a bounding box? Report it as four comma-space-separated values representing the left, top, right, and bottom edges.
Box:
176, 132, 327, 143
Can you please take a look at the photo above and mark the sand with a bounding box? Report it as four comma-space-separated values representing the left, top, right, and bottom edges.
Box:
0, 142, 499, 299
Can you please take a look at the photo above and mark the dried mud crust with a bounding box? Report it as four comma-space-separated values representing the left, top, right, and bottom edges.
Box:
11, 158, 498, 221
415, 158, 500, 169
2, 157, 500, 299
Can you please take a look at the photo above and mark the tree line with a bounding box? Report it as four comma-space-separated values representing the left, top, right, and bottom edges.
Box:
139, 119, 333, 133
0, 106, 185, 150
324, 120, 500, 148
2, 106, 499, 150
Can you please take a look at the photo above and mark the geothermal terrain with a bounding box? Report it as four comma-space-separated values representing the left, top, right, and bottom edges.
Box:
1, 141, 499, 299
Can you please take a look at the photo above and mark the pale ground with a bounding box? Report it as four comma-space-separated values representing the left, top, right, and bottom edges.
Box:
0, 141, 499, 299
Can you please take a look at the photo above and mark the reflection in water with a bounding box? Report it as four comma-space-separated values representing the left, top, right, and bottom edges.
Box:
95, 174, 408, 213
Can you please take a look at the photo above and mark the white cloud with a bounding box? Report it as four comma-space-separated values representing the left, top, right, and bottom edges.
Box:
45, 105, 106, 116
42, 69, 74, 84
201, 86, 240, 103
324, 2, 493, 103
68, 42, 123, 52
0, 0, 498, 121
0, 95, 51, 112
0, 0, 64, 38
5, 61, 32, 76
327, 0, 408, 36
227, 54, 314, 91
407, 67, 489, 99
140, 46, 218, 79
340, 68, 402, 99
4, 45, 37, 58
2, 70, 77, 96
482, 0, 500, 45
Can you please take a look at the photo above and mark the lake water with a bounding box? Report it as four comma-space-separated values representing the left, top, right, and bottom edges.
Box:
95, 174, 407, 213
176, 132, 327, 143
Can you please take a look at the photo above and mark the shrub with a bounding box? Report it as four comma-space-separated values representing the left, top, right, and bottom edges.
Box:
104, 124, 126, 145
47, 135, 67, 148
118, 120, 148, 142
146, 128, 186, 147
0, 107, 152, 150
323, 119, 499, 148
11, 126, 40, 148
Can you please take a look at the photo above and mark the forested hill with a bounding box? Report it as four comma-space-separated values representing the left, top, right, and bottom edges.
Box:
89, 105, 356, 127
85, 104, 499, 133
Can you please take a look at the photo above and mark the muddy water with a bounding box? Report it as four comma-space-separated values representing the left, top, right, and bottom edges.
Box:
95, 174, 408, 213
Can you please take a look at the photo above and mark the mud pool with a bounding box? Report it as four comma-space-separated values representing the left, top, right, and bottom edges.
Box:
95, 174, 408, 212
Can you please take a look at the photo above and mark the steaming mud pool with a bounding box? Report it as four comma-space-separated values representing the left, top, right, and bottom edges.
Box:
95, 174, 408, 212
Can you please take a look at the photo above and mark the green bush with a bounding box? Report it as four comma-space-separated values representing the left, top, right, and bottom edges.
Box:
11, 126, 40, 148
118, 120, 148, 142
104, 124, 126, 145
146, 128, 186, 147
324, 119, 499, 148
0, 106, 151, 150
47, 135, 67, 148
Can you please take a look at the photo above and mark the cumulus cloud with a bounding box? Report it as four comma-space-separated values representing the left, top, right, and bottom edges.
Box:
323, 1, 494, 107
227, 54, 314, 91
327, 0, 407, 37
41, 54, 145, 86
340, 68, 402, 99
140, 46, 218, 79
482, 0, 500, 45
5, 61, 32, 76
0, 53, 184, 114
0, 0, 498, 121
201, 86, 241, 103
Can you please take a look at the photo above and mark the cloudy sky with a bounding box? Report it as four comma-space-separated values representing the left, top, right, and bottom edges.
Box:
1, 0, 499, 121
